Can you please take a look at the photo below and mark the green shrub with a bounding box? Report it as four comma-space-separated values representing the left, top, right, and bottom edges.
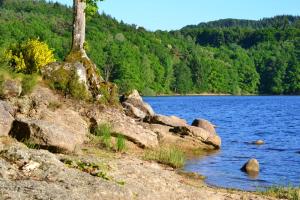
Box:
260, 186, 300, 200
48, 68, 91, 101
0, 66, 38, 96
21, 74, 38, 95
116, 134, 126, 152
5, 39, 56, 74
98, 82, 119, 105
93, 123, 112, 149
144, 146, 186, 168
141, 87, 156, 96
22, 138, 40, 149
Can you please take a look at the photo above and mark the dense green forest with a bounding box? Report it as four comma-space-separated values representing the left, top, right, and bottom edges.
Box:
0, 0, 299, 95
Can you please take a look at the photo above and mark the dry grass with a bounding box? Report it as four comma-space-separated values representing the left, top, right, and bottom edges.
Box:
260, 186, 300, 200
144, 146, 186, 168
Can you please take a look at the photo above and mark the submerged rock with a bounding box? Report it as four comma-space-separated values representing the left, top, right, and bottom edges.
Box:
241, 159, 260, 174
252, 140, 265, 145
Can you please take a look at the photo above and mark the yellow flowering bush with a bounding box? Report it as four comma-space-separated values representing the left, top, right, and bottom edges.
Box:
6, 39, 56, 74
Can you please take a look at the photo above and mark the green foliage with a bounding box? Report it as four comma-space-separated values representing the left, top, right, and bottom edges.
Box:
116, 134, 126, 152
21, 74, 38, 95
5, 39, 56, 74
48, 68, 91, 101
62, 159, 111, 180
98, 82, 119, 105
0, 65, 38, 96
22, 138, 40, 149
144, 146, 186, 168
93, 123, 112, 149
260, 186, 300, 200
0, 1, 299, 95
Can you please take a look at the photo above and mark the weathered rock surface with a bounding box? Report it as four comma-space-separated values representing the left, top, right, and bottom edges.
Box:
0, 137, 130, 200
0, 138, 274, 200
121, 89, 154, 119
42, 61, 88, 87
0, 101, 14, 136
191, 118, 216, 134
241, 159, 260, 174
1, 79, 22, 99
9, 117, 87, 152
5, 86, 88, 152
87, 107, 158, 148
146, 115, 188, 127
170, 125, 221, 149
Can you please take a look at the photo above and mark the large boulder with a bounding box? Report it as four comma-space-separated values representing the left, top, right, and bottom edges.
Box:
0, 101, 14, 136
191, 119, 216, 134
9, 108, 88, 152
241, 159, 260, 174
1, 79, 22, 99
146, 115, 188, 127
88, 107, 159, 148
170, 125, 221, 149
42, 62, 88, 87
121, 89, 155, 119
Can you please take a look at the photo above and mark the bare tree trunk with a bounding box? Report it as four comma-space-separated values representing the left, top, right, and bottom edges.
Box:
71, 0, 86, 55
65, 0, 103, 97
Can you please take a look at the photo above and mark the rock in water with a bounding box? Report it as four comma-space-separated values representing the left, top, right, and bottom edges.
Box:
191, 119, 216, 134
253, 140, 265, 145
241, 159, 260, 174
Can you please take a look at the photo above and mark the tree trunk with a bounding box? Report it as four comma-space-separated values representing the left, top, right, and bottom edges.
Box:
65, 0, 103, 97
72, 0, 86, 54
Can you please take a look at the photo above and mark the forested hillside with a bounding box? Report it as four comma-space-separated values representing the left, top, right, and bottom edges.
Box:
0, 0, 299, 95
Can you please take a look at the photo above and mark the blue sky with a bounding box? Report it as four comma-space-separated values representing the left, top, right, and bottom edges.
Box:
55, 0, 300, 31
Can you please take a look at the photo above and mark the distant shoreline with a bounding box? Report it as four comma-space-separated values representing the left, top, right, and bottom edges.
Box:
143, 93, 300, 97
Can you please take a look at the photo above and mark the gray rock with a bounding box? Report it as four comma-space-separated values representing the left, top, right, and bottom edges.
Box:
0, 138, 130, 200
123, 102, 146, 119
122, 89, 155, 119
170, 125, 221, 149
0, 101, 14, 136
191, 119, 216, 134
146, 115, 188, 127
88, 107, 159, 149
9, 108, 88, 152
1, 79, 22, 99
42, 61, 87, 86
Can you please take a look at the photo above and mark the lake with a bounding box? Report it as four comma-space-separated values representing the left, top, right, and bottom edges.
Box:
143, 96, 300, 191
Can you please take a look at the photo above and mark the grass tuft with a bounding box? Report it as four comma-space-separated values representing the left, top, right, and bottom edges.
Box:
260, 186, 300, 200
144, 146, 186, 168
116, 134, 126, 152
92, 123, 112, 149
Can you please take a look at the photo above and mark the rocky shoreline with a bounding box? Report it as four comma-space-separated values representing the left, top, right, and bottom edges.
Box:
0, 84, 275, 199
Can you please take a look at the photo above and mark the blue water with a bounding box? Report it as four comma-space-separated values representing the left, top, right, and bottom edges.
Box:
143, 96, 300, 191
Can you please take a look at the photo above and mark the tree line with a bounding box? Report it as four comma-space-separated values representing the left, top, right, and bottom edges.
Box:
0, 0, 299, 95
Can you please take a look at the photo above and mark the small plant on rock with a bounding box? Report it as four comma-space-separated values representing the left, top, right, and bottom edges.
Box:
116, 134, 126, 152
93, 123, 112, 149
